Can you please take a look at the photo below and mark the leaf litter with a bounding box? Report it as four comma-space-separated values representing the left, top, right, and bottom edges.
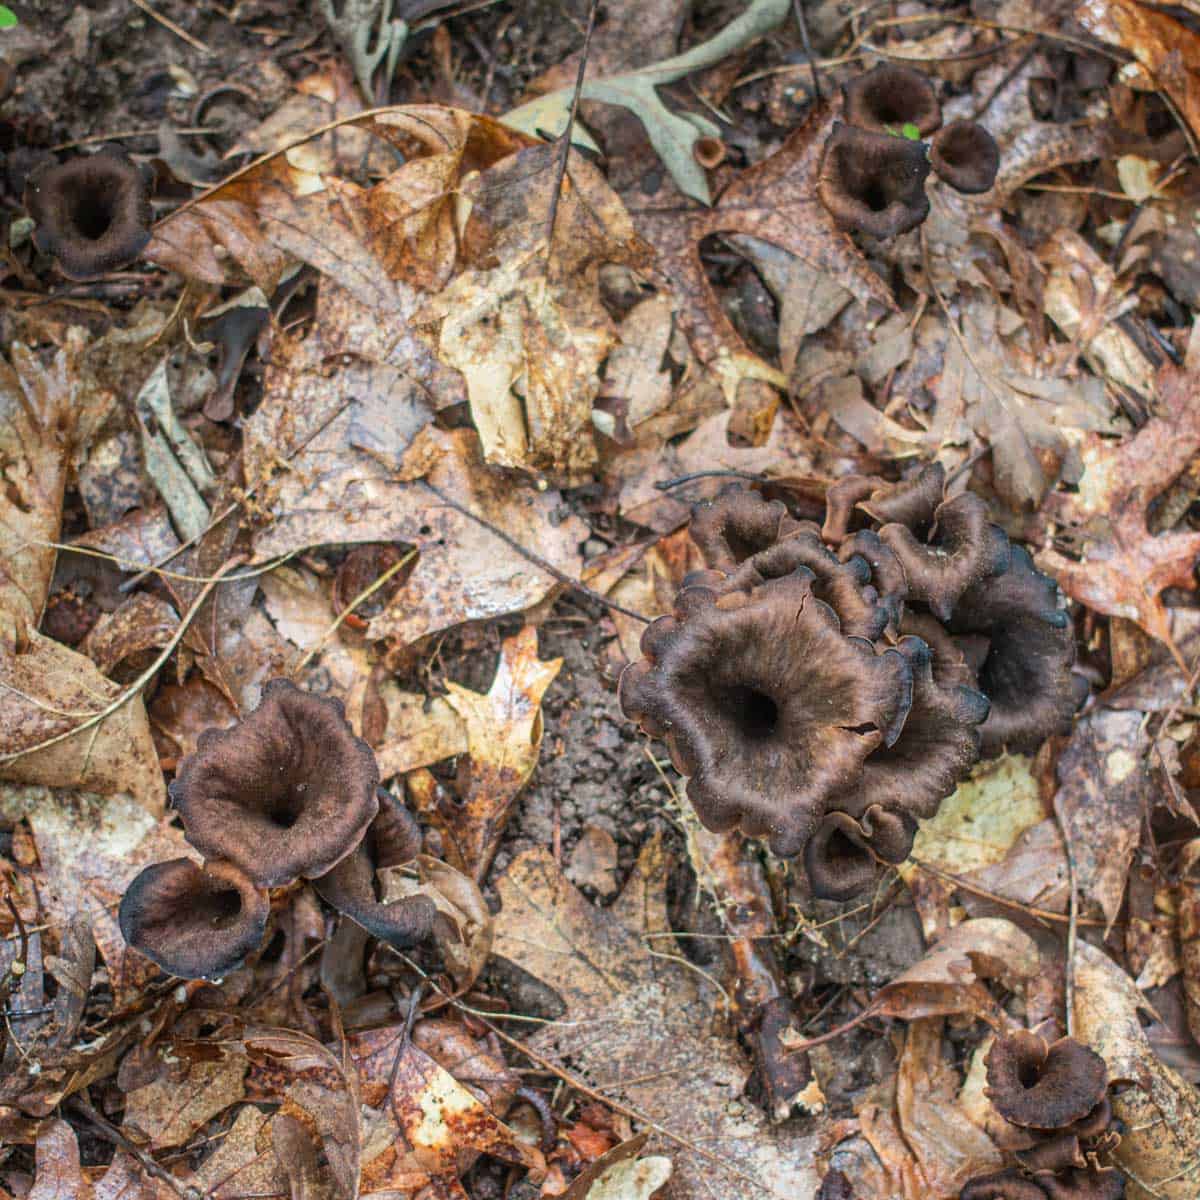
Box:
4, 0, 1200, 1197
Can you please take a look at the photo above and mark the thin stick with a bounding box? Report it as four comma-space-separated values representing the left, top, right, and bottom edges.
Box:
791, 0, 821, 99
544, 0, 600, 266
129, 0, 214, 56
420, 480, 650, 623
1053, 790, 1080, 1038
0, 556, 245, 765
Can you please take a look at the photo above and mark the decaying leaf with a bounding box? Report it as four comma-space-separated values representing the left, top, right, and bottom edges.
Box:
1040, 333, 1200, 653
1074, 940, 1200, 1198
408, 626, 561, 879
493, 845, 822, 1198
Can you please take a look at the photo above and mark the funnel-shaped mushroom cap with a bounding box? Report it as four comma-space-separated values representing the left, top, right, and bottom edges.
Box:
620, 572, 914, 858
961, 1171, 1049, 1200
818, 123, 932, 239
931, 120, 1000, 194
119, 858, 269, 980
879, 492, 1011, 622
805, 807, 914, 900
24, 145, 153, 279
690, 486, 800, 571
843, 63, 943, 136
1016, 1133, 1086, 1174
951, 547, 1077, 755
985, 1031, 1109, 1130
843, 636, 988, 823
314, 790, 436, 951
171, 679, 380, 888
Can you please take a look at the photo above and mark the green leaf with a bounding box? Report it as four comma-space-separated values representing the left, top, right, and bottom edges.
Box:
0, 6, 17, 29
901, 122, 921, 141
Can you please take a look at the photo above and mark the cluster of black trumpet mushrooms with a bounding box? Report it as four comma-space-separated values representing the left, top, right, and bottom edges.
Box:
119, 679, 435, 980
962, 1030, 1124, 1199
818, 62, 1001, 239
620, 464, 1079, 900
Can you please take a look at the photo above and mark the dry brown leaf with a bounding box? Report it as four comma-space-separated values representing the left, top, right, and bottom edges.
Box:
1040, 335, 1200, 652
0, 331, 89, 650
408, 626, 560, 879
1074, 940, 1200, 1198
0, 633, 164, 812
79, 595, 179, 678
348, 1022, 542, 1198
1054, 708, 1153, 931
123, 1042, 248, 1150
27, 1119, 91, 1200
635, 101, 892, 386
419, 142, 651, 480
1077, 0, 1200, 141
493, 845, 822, 1198
869, 918, 1040, 1028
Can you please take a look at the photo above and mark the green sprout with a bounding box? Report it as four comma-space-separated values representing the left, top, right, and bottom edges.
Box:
901, 122, 921, 140
0, 7, 17, 30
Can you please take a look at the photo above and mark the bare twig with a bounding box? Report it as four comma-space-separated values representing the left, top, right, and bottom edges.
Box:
545, 0, 600, 266
419, 479, 651, 623
129, 0, 213, 55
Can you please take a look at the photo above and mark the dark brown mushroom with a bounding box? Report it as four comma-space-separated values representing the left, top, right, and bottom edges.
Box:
930, 120, 1000, 194
23, 145, 153, 279
985, 1032, 1109, 1131
817, 123, 932, 240
170, 678, 380, 888
879, 492, 1010, 622
822, 462, 946, 545
689, 486, 801, 571
1016, 1133, 1087, 1174
119, 858, 269, 980
313, 789, 437, 950
620, 571, 914, 857
961, 1171, 1049, 1200
843, 63, 943, 136
1034, 1168, 1125, 1200
950, 547, 1077, 755
805, 807, 913, 900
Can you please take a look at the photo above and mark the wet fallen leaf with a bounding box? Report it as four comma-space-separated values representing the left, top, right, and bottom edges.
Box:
1074, 940, 1200, 1198
493, 845, 822, 1198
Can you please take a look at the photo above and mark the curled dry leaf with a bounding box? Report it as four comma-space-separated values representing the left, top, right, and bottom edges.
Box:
1073, 940, 1200, 1198
560, 1132, 673, 1200
380, 855, 493, 993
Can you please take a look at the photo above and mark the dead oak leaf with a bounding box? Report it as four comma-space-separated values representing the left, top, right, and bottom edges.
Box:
419, 142, 652, 481
632, 101, 893, 385
26, 1119, 91, 1200
408, 626, 560, 880
1040, 347, 1200, 655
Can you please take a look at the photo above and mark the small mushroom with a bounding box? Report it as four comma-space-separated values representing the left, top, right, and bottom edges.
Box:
171, 678, 380, 888
950, 547, 1077, 755
23, 145, 153, 279
689, 486, 801, 571
961, 1171, 1049, 1200
985, 1031, 1109, 1130
620, 571, 914, 857
878, 492, 1011, 622
805, 807, 912, 900
843, 63, 942, 136
817, 123, 932, 239
314, 788, 437, 950
119, 858, 269, 980
930, 120, 1000, 194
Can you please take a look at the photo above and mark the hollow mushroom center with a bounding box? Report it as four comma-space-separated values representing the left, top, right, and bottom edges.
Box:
938, 126, 977, 168
64, 178, 117, 241
265, 777, 310, 828
714, 683, 780, 740
198, 885, 244, 931
823, 824, 867, 871
1016, 1056, 1044, 1090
